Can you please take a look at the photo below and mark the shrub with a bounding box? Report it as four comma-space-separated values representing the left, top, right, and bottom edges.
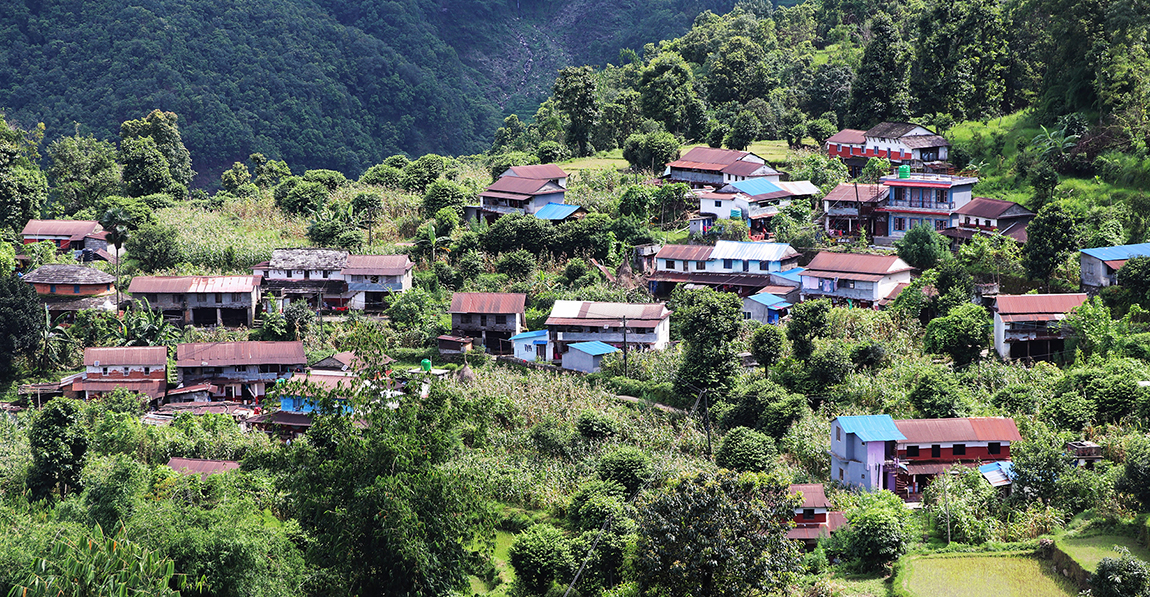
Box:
908, 370, 971, 419
530, 419, 573, 458
359, 163, 403, 188
597, 446, 652, 494
568, 480, 627, 531
496, 250, 536, 280
508, 524, 575, 596
576, 410, 619, 440
715, 427, 777, 472
1091, 547, 1150, 597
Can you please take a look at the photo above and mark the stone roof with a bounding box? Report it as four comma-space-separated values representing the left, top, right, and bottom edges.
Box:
23, 265, 115, 285
269, 248, 349, 271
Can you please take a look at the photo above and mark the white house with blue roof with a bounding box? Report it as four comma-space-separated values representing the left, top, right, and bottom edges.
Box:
1080, 242, 1150, 290
561, 341, 619, 373
742, 292, 792, 324
509, 330, 549, 362
830, 415, 906, 492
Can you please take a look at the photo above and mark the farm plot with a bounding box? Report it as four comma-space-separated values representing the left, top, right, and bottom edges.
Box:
901, 554, 1077, 597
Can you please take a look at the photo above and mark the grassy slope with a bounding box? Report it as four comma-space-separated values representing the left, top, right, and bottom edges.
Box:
901, 554, 1078, 597
558, 140, 796, 175
1055, 534, 1150, 573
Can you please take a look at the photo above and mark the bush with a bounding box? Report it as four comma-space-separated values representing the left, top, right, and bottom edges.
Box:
715, 427, 776, 472
530, 419, 573, 458
845, 492, 910, 568
359, 163, 403, 188
302, 169, 348, 191
508, 524, 575, 595
280, 180, 327, 215
422, 179, 470, 217
1091, 547, 1150, 597
496, 250, 536, 280
597, 446, 652, 494
576, 410, 619, 440
568, 480, 627, 531
908, 370, 971, 419
750, 325, 784, 370
721, 379, 806, 438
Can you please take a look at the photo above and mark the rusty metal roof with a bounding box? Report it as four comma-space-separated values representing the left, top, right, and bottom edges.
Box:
864, 122, 925, 138
721, 160, 777, 176
901, 134, 950, 149
826, 129, 866, 144
21, 219, 102, 240
167, 457, 240, 479
176, 341, 305, 367
23, 264, 116, 285
449, 292, 526, 314
804, 252, 913, 276
341, 254, 412, 276
995, 293, 1087, 315
710, 241, 799, 263
546, 300, 670, 326
72, 379, 166, 399
485, 177, 562, 195
788, 484, 831, 509
656, 244, 715, 261
823, 183, 887, 204
895, 417, 1021, 444
954, 197, 1029, 219
128, 275, 258, 294
84, 346, 167, 367
165, 384, 219, 396
677, 147, 748, 165
289, 371, 360, 391
505, 164, 567, 180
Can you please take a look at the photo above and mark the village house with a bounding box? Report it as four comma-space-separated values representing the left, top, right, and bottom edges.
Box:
786, 484, 847, 550
893, 417, 1021, 500
545, 300, 671, 361
21, 264, 117, 320
436, 335, 474, 356
799, 252, 914, 307
20, 220, 110, 259
830, 415, 906, 492
942, 197, 1033, 247
311, 350, 393, 373
71, 346, 168, 403
500, 164, 568, 188
449, 292, 526, 353
174, 341, 305, 402
992, 293, 1088, 360
825, 122, 951, 173
1079, 242, 1150, 290
533, 202, 586, 222
741, 292, 792, 325
341, 254, 414, 311
821, 182, 889, 238
510, 330, 549, 362
878, 168, 978, 240
561, 341, 619, 373
128, 275, 260, 327
256, 249, 412, 311
276, 370, 359, 415
697, 178, 819, 239
666, 147, 779, 188
468, 177, 567, 222
648, 241, 801, 296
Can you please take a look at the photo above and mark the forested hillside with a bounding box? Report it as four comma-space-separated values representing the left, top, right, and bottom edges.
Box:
0, 0, 736, 183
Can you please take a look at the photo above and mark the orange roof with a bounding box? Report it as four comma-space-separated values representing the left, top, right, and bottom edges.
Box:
656, 244, 714, 261
825, 129, 866, 145
822, 183, 887, 204
449, 292, 526, 314
995, 294, 1088, 315
506, 164, 567, 179
788, 483, 831, 509
84, 346, 167, 367
21, 220, 102, 240
894, 417, 1021, 444
176, 341, 305, 367
341, 254, 412, 276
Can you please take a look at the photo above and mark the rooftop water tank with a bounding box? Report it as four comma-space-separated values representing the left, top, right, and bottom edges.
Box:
898, 165, 910, 179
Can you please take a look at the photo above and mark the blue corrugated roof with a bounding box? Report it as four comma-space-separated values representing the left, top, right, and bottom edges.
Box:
1080, 242, 1150, 261
568, 341, 619, 356
978, 461, 1014, 486
534, 203, 582, 220
777, 267, 805, 283
748, 293, 791, 309
730, 178, 782, 196
510, 330, 548, 341
835, 415, 906, 442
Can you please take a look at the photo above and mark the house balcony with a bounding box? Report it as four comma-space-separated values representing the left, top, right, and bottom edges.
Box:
884, 200, 951, 211
554, 331, 661, 345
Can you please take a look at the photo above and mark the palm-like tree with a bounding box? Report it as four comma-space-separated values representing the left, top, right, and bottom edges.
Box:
38, 308, 76, 372
109, 299, 179, 346
99, 207, 133, 310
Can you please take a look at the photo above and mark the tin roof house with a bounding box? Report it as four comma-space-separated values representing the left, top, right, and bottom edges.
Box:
545, 300, 671, 361
449, 292, 527, 354
799, 252, 914, 307
175, 341, 305, 402
878, 169, 978, 241
822, 183, 889, 239
827, 123, 951, 173
648, 241, 801, 297
128, 275, 260, 327
666, 147, 779, 188
1080, 242, 1150, 290
942, 197, 1034, 247
21, 220, 109, 259
992, 293, 1088, 360
830, 415, 906, 492
786, 484, 847, 550
893, 417, 1021, 501
72, 346, 168, 403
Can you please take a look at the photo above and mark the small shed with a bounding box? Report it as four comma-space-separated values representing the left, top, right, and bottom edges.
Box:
561, 341, 619, 373
510, 330, 549, 362
742, 292, 792, 325
437, 335, 474, 355
978, 461, 1014, 494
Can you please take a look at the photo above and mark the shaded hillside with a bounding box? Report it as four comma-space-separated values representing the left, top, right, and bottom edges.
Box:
0, 0, 735, 182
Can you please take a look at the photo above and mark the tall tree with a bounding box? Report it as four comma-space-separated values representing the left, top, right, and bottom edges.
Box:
0, 115, 48, 233
640, 52, 707, 137
0, 273, 43, 378
846, 13, 913, 127
1022, 203, 1077, 283
27, 398, 89, 499
120, 110, 193, 190
708, 36, 773, 105
553, 66, 601, 157
672, 287, 743, 401
913, 0, 1008, 119
46, 133, 121, 215
118, 137, 174, 198
895, 223, 949, 270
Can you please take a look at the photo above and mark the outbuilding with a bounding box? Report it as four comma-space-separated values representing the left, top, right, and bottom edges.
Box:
561, 341, 619, 373
509, 330, 549, 362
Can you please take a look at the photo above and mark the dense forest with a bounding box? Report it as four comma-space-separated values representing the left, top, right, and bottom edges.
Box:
0, 0, 738, 182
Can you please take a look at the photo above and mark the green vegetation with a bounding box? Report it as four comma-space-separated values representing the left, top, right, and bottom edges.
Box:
900, 554, 1078, 597
1057, 535, 1150, 573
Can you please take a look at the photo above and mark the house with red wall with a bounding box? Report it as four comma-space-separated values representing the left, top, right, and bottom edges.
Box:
72, 346, 168, 403
893, 417, 1021, 500
786, 483, 847, 550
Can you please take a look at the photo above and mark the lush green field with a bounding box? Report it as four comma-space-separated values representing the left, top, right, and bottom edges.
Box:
1056, 534, 1150, 573
901, 554, 1078, 597
559, 139, 802, 175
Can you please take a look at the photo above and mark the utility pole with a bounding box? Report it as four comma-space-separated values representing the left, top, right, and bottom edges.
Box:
944, 471, 952, 545
621, 315, 628, 379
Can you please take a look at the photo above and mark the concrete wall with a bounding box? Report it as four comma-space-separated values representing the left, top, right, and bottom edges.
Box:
562, 349, 602, 373
1080, 254, 1112, 288
513, 339, 543, 361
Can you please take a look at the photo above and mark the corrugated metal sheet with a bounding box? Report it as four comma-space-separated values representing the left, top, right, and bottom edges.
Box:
1080, 242, 1150, 262
901, 134, 950, 149
978, 461, 1014, 487
804, 252, 912, 276
953, 197, 1017, 219
730, 178, 783, 196
678, 147, 747, 165
776, 181, 820, 196
128, 275, 257, 294
73, 379, 165, 399
836, 415, 906, 442
656, 244, 715, 261
506, 164, 567, 180
721, 160, 777, 176
904, 462, 975, 475
85, 346, 167, 366
788, 483, 831, 508
995, 294, 1087, 315
802, 270, 885, 282
342, 254, 411, 276
176, 341, 305, 367
546, 300, 670, 325
748, 293, 790, 308
166, 383, 218, 396
478, 190, 531, 202
776, 267, 805, 283
449, 292, 526, 314
970, 417, 1022, 442
894, 417, 1021, 444
167, 457, 240, 479
865, 122, 922, 138
289, 371, 359, 391
710, 241, 799, 263
666, 160, 727, 172
826, 129, 866, 144
486, 176, 561, 194
21, 219, 101, 240
509, 330, 547, 341
534, 203, 582, 220
569, 341, 619, 356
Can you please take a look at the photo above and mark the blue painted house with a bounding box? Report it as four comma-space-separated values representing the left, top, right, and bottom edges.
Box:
830, 415, 906, 492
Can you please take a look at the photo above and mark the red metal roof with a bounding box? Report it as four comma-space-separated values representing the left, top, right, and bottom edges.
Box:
166, 383, 218, 396
953, 197, 1026, 219
449, 292, 526, 314
826, 129, 866, 145
289, 371, 359, 391
679, 146, 748, 165
546, 300, 670, 327
506, 164, 567, 179
721, 160, 776, 176
485, 176, 559, 194
21, 219, 102, 240
822, 183, 887, 204
804, 252, 913, 277
894, 417, 1021, 444
176, 341, 305, 367
656, 244, 715, 261
128, 275, 258, 294
341, 254, 412, 276
167, 457, 240, 479
84, 346, 167, 367
995, 294, 1088, 315
788, 483, 831, 509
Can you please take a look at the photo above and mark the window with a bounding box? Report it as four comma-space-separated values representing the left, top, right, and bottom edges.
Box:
370, 275, 380, 283
714, 200, 722, 207
147, 294, 158, 303
102, 367, 108, 375
144, 367, 150, 375
695, 261, 704, 270
759, 260, 769, 271
235, 365, 247, 372
304, 270, 311, 279
894, 218, 906, 231
931, 444, 941, 458
953, 444, 966, 456
965, 217, 971, 225
215, 293, 223, 303
842, 280, 855, 289
682, 260, 688, 272
461, 314, 472, 324
72, 284, 80, 294
839, 468, 844, 481
122, 367, 129, 376
743, 311, 751, 320
50, 285, 56, 293
906, 445, 920, 457
495, 315, 507, 325
232, 293, 241, 302
742, 260, 749, 272
666, 260, 676, 270
836, 426, 841, 441
480, 315, 488, 326
285, 270, 292, 278
723, 259, 733, 269
935, 219, 946, 231
988, 442, 1001, 455
803, 509, 815, 521
106, 284, 111, 291
321, 270, 329, 279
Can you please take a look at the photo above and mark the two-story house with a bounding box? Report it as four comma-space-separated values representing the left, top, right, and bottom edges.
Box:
342, 254, 414, 311
128, 275, 260, 327
22, 264, 117, 320
545, 300, 671, 360
175, 341, 305, 402
822, 182, 889, 238
786, 483, 847, 549
21, 220, 109, 259
698, 178, 819, 238
894, 417, 1021, 499
830, 415, 905, 492
993, 293, 1088, 360
826, 122, 951, 170
666, 147, 779, 187
500, 164, 568, 188
470, 177, 566, 222
71, 346, 168, 402
258, 248, 350, 310
1079, 242, 1150, 291
799, 252, 914, 307
449, 292, 526, 353
942, 197, 1034, 247
879, 169, 978, 240
648, 241, 802, 297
